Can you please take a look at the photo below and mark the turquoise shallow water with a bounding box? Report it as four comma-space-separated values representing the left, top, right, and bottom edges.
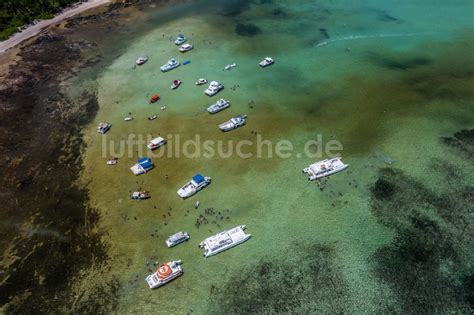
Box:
70, 0, 474, 313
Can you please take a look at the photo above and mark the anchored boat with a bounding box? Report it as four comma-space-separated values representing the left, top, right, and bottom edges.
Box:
224, 63, 236, 70
204, 81, 224, 96
97, 122, 111, 134
135, 56, 148, 65
218, 115, 247, 132
166, 232, 190, 248
130, 191, 150, 200
207, 98, 230, 114
302, 157, 349, 180
175, 34, 186, 45
177, 174, 211, 199
171, 79, 182, 89
195, 78, 208, 85
149, 94, 160, 104
199, 225, 251, 257
106, 157, 118, 165
259, 57, 274, 67
130, 157, 154, 176
179, 43, 193, 52
147, 137, 167, 150
146, 260, 183, 289
160, 58, 180, 72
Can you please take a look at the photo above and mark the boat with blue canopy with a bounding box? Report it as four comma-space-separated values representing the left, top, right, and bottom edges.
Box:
177, 173, 211, 198
130, 157, 154, 175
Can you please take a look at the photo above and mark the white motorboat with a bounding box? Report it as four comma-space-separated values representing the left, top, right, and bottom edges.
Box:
195, 78, 208, 85
177, 174, 211, 199
106, 158, 118, 165
147, 137, 167, 150
179, 43, 193, 52
175, 34, 186, 45
166, 232, 190, 248
130, 191, 150, 200
148, 115, 157, 121
224, 63, 236, 70
124, 116, 133, 121
146, 260, 183, 289
259, 57, 274, 67
199, 225, 251, 258
160, 58, 180, 72
136, 56, 148, 65
130, 157, 154, 176
302, 157, 349, 180
97, 122, 111, 134
204, 81, 224, 96
218, 115, 247, 132
207, 98, 230, 114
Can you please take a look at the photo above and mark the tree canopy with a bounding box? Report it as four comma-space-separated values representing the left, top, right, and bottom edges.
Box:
0, 0, 80, 39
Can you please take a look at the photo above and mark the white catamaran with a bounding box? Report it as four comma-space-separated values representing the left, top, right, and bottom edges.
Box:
199, 225, 251, 257
302, 157, 349, 180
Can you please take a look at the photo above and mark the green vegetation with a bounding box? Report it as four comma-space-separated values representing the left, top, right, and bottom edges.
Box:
0, 0, 78, 39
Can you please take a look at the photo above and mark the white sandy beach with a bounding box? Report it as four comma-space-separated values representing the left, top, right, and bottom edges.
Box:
0, 0, 111, 54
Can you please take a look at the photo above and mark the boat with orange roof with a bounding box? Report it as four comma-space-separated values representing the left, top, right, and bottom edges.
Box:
146, 260, 183, 289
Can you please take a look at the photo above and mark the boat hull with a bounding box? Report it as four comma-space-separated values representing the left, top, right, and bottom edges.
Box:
305, 165, 349, 180
166, 237, 189, 248
204, 235, 251, 257
146, 270, 183, 289
302, 158, 349, 180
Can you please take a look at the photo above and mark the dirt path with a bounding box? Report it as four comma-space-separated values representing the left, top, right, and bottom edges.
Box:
0, 0, 111, 54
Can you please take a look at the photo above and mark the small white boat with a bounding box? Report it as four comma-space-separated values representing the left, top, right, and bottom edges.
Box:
106, 158, 118, 165
177, 174, 211, 199
224, 63, 237, 70
130, 191, 150, 200
136, 56, 148, 65
147, 137, 167, 150
175, 34, 186, 45
259, 57, 274, 67
166, 232, 190, 248
302, 157, 349, 180
219, 115, 247, 132
160, 58, 180, 72
195, 201, 200, 209
207, 98, 230, 114
199, 225, 251, 258
146, 260, 183, 289
124, 117, 133, 121
161, 106, 166, 110
97, 122, 111, 134
148, 115, 157, 121
204, 81, 224, 97
179, 43, 193, 52
195, 78, 208, 85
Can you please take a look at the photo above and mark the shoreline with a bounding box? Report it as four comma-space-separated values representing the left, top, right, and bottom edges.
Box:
0, 2, 141, 311
0, 0, 112, 54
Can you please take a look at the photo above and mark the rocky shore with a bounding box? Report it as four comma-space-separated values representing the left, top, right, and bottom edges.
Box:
0, 3, 139, 313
